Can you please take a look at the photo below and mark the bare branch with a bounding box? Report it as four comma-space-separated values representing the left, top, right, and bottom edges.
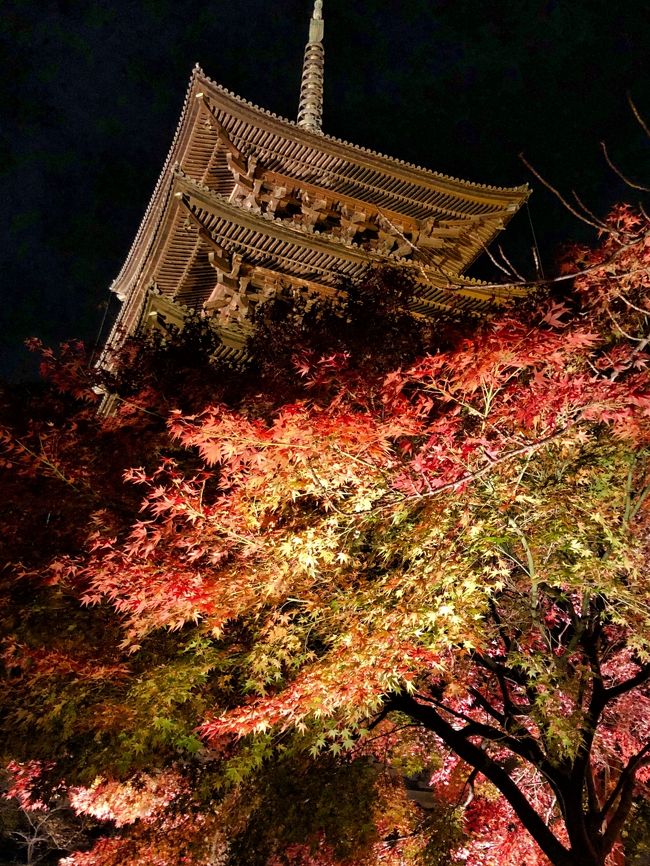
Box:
628, 92, 650, 139
435, 222, 648, 295
571, 191, 612, 232
600, 141, 650, 192
456, 766, 481, 809
585, 760, 603, 815
482, 242, 515, 278
424, 697, 562, 794
498, 244, 526, 282
520, 153, 618, 235
601, 748, 649, 857
386, 424, 576, 508
367, 704, 393, 731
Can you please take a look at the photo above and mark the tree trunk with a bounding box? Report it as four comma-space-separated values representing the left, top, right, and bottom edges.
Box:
560, 782, 606, 866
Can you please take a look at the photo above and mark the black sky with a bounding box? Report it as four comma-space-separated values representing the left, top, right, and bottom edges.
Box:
1, 0, 648, 380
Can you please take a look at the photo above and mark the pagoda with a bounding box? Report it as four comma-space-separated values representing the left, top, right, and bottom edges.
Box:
102, 1, 529, 368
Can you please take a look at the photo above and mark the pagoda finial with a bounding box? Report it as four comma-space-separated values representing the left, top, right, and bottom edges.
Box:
297, 0, 325, 134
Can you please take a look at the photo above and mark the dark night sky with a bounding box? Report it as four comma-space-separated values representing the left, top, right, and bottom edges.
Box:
1, 0, 648, 380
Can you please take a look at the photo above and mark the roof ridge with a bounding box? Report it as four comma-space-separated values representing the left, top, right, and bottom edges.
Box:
196, 68, 529, 197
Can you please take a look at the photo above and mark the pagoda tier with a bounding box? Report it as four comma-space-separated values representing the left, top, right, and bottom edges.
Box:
104, 64, 529, 362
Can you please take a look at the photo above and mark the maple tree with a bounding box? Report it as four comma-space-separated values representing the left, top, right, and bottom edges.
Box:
1, 206, 650, 865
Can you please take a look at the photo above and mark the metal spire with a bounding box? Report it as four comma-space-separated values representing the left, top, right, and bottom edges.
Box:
297, 1, 325, 133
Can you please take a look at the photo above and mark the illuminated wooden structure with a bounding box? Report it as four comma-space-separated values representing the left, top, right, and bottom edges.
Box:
103, 1, 529, 365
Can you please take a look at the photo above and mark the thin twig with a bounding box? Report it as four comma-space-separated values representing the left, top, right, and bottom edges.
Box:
526, 203, 545, 279
606, 306, 650, 343
519, 153, 621, 235
440, 229, 648, 294
614, 292, 650, 316
482, 243, 514, 277
498, 244, 526, 282
600, 141, 650, 192
571, 191, 612, 231
628, 92, 650, 139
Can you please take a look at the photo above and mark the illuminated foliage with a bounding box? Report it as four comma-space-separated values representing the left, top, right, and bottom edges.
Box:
1, 209, 649, 865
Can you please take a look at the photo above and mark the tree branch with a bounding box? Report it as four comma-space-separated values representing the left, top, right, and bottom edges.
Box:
388, 424, 577, 508
585, 760, 603, 817
600, 141, 650, 192
468, 686, 506, 726
470, 650, 536, 706
387, 693, 573, 866
599, 740, 650, 825
604, 662, 650, 702
520, 154, 621, 236
628, 92, 650, 139
602, 765, 640, 857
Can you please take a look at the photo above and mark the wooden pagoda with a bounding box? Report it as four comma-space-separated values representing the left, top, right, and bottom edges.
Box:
102, 1, 529, 368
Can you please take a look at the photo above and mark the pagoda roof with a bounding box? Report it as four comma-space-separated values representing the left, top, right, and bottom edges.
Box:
111, 66, 529, 306
110, 167, 526, 347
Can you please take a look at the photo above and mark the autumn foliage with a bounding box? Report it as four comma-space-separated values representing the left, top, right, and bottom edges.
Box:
1, 206, 650, 866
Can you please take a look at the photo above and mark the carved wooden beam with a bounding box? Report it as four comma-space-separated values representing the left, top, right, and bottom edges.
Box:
226, 150, 251, 179
262, 183, 291, 215
376, 213, 415, 257
175, 192, 234, 272
261, 169, 422, 235
205, 255, 246, 311
195, 93, 244, 163
197, 92, 264, 210
200, 229, 231, 272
